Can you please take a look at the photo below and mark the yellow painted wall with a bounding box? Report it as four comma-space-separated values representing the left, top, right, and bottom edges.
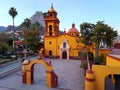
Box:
44, 34, 85, 58
44, 37, 57, 57
85, 53, 120, 90
92, 65, 120, 90
57, 34, 79, 57
99, 49, 111, 56
106, 55, 120, 67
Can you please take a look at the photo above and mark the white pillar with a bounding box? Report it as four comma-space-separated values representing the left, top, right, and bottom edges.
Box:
67, 50, 69, 60
60, 49, 62, 59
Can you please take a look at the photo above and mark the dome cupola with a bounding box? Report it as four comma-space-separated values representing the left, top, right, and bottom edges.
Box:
68, 23, 79, 36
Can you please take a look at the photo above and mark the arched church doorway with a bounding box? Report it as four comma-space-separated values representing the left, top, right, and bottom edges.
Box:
49, 50, 52, 58
62, 51, 67, 59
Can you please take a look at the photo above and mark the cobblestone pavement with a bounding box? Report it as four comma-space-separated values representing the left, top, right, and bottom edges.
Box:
0, 59, 85, 90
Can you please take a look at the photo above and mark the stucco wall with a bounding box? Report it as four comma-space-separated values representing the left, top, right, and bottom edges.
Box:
106, 54, 120, 67
92, 65, 120, 90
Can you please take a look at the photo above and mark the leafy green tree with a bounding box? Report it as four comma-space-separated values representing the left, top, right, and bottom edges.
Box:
0, 32, 13, 54
93, 21, 118, 57
21, 18, 31, 30
80, 22, 94, 47
31, 22, 41, 30
92, 21, 106, 57
23, 29, 40, 52
80, 21, 118, 58
104, 27, 117, 48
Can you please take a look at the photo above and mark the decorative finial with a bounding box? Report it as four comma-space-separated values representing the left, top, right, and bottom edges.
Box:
64, 28, 66, 33
49, 3, 54, 12
72, 23, 75, 28
51, 3, 53, 9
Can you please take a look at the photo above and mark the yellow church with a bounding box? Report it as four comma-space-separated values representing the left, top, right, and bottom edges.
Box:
44, 5, 84, 59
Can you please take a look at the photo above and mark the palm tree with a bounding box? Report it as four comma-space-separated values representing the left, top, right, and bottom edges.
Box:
9, 7, 18, 48
9, 7, 18, 29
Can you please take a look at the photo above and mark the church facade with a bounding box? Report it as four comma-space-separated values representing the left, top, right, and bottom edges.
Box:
44, 5, 85, 59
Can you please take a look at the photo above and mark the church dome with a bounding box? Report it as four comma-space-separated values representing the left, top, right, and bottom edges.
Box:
68, 23, 79, 34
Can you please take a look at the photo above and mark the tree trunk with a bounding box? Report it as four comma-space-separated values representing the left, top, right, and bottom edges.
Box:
13, 18, 15, 48
95, 43, 99, 58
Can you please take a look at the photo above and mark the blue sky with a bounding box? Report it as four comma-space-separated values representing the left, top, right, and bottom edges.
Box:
0, 0, 120, 34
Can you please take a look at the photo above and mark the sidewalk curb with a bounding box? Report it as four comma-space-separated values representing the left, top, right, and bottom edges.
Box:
0, 66, 21, 78
0, 55, 38, 78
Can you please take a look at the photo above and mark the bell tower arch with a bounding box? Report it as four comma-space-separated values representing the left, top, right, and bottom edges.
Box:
44, 4, 60, 37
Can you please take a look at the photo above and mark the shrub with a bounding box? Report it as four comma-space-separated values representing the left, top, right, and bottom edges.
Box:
94, 54, 104, 65
88, 52, 94, 61
80, 60, 88, 70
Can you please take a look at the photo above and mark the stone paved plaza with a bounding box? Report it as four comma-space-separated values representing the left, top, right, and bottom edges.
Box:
0, 59, 85, 90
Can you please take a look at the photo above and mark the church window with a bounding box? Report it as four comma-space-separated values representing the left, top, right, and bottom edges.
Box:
49, 41, 52, 44
63, 42, 66, 48
49, 25, 52, 36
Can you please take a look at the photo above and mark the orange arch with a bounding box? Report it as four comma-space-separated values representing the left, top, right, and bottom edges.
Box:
23, 59, 53, 88
27, 59, 53, 71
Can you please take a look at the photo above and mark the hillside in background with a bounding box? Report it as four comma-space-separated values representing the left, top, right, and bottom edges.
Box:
0, 26, 6, 32
0, 11, 63, 35
30, 11, 45, 27
0, 11, 45, 33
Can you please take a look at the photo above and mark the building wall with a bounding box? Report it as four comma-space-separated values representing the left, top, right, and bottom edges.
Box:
106, 55, 120, 67
44, 34, 85, 58
44, 37, 57, 57
92, 65, 120, 90
89, 48, 111, 60
85, 55, 120, 90
57, 34, 79, 58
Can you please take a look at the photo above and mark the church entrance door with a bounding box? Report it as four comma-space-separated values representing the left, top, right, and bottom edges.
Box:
62, 51, 67, 59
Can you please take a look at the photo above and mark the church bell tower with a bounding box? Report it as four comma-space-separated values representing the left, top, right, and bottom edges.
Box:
44, 4, 60, 37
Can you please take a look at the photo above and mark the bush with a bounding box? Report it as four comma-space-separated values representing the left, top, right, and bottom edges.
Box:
80, 60, 88, 70
78, 52, 87, 60
94, 54, 104, 65
88, 52, 94, 61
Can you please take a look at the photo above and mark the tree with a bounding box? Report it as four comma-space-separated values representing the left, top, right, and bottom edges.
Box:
0, 32, 13, 54
23, 29, 40, 52
21, 18, 31, 30
80, 21, 118, 58
9, 7, 18, 29
104, 27, 117, 48
92, 21, 107, 57
93, 21, 118, 57
31, 22, 41, 30
80, 22, 94, 47
9, 7, 18, 48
